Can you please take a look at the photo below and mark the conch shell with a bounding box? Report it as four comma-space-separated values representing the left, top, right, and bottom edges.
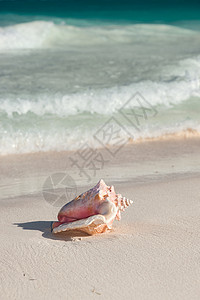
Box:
52, 179, 133, 235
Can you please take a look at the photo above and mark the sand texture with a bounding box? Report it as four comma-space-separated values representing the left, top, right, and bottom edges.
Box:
0, 138, 200, 300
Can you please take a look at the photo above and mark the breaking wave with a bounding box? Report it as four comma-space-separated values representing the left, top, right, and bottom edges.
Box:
1, 69, 200, 118
0, 78, 199, 155
0, 20, 199, 155
0, 20, 198, 50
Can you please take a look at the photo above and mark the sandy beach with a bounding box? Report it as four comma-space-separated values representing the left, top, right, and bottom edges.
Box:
0, 137, 200, 300
1, 1, 200, 298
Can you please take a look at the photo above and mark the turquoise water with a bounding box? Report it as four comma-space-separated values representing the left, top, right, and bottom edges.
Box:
0, 1, 200, 154
1, 0, 200, 24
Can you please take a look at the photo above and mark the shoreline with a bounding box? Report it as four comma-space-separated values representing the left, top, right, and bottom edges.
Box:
0, 127, 199, 158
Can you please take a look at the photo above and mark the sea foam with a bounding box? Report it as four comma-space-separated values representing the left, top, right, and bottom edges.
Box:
0, 21, 198, 50
0, 21, 199, 155
1, 69, 200, 118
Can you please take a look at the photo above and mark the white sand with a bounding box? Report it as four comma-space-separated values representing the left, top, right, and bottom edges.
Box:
0, 138, 200, 300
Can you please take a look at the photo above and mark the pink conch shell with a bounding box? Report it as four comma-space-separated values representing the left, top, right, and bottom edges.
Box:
52, 179, 133, 235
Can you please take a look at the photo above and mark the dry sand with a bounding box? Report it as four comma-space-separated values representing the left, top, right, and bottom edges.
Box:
0, 137, 200, 300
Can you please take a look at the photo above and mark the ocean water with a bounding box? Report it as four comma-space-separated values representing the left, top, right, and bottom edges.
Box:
0, 1, 200, 155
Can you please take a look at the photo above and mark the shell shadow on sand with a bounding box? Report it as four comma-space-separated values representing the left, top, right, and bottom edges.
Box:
14, 221, 91, 242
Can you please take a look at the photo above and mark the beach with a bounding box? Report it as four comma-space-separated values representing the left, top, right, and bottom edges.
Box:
1, 136, 200, 300
1, 1, 200, 298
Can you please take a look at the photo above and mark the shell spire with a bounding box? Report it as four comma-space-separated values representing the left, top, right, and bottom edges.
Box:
117, 194, 133, 211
